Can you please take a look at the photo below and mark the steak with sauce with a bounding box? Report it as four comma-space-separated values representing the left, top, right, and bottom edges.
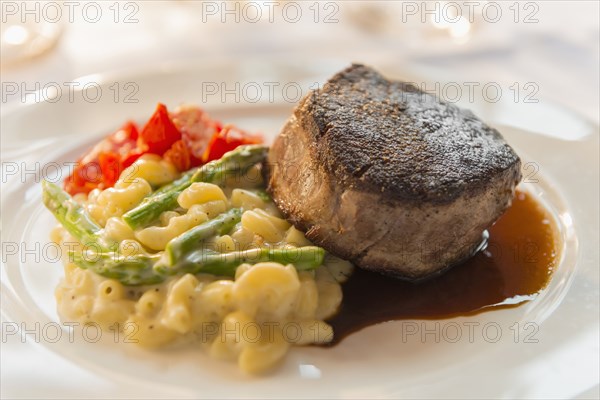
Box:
265, 64, 522, 280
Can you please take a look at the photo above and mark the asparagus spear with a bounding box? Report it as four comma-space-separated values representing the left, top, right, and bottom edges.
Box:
122, 145, 268, 229
69, 251, 163, 286
122, 190, 182, 231
152, 167, 198, 196
41, 181, 113, 251
189, 144, 267, 183
158, 246, 326, 278
69, 245, 325, 286
254, 189, 272, 202
165, 208, 242, 265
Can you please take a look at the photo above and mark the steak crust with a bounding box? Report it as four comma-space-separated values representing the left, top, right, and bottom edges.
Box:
265, 64, 522, 280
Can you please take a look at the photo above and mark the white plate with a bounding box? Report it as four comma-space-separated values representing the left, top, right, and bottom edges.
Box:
1, 61, 598, 399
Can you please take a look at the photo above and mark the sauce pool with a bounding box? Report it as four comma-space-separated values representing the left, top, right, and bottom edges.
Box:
326, 190, 560, 345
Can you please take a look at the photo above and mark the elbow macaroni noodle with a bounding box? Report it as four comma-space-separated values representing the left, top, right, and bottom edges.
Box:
134, 205, 209, 251
53, 157, 353, 374
120, 154, 179, 188
87, 178, 152, 226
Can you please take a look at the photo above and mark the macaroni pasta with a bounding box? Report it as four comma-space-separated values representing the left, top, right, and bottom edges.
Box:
52, 156, 353, 374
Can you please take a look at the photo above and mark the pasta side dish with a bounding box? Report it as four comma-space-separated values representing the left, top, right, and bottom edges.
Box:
42, 104, 352, 374
45, 141, 353, 374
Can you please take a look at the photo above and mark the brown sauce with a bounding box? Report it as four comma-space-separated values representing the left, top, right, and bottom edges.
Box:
327, 190, 560, 345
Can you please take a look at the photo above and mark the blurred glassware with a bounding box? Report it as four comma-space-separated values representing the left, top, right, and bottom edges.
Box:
1, 1, 63, 67
342, 1, 486, 47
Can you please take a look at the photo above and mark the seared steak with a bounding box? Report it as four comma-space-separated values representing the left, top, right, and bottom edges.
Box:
265, 64, 522, 280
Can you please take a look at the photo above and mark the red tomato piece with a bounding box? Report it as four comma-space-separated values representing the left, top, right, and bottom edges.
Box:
138, 103, 182, 155
63, 121, 139, 195
202, 124, 263, 163
98, 152, 121, 188
163, 139, 191, 172
170, 105, 220, 166
121, 148, 145, 169
64, 161, 102, 195
63, 104, 262, 195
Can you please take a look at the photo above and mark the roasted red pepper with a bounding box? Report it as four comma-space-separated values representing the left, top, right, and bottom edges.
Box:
98, 152, 121, 188
64, 104, 263, 195
64, 121, 139, 194
202, 124, 263, 163
163, 139, 191, 172
138, 103, 182, 155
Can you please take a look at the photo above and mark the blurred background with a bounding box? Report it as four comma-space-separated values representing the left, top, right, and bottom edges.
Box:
1, 0, 598, 124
